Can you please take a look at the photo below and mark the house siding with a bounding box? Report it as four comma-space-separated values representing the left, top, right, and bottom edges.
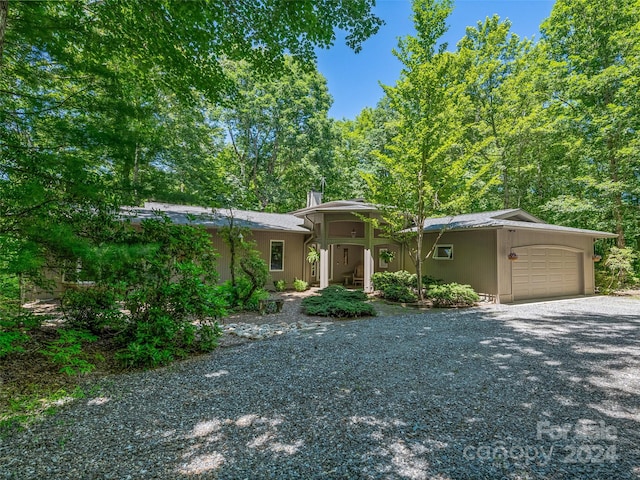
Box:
404, 230, 498, 296
210, 229, 307, 290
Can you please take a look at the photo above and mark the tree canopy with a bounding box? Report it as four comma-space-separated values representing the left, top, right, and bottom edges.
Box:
0, 0, 382, 279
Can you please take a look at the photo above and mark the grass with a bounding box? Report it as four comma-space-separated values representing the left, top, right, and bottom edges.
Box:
0, 385, 88, 437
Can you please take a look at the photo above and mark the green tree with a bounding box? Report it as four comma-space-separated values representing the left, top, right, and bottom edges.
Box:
0, 0, 382, 287
220, 58, 336, 212
455, 15, 531, 210
539, 0, 640, 247
332, 99, 399, 201
366, 0, 476, 300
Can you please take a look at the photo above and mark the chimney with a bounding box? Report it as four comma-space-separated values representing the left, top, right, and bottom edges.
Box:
307, 190, 323, 208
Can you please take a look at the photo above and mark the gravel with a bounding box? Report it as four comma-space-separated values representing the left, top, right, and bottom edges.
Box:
1, 296, 639, 479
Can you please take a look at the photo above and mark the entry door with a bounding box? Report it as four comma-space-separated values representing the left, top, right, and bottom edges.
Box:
512, 247, 582, 301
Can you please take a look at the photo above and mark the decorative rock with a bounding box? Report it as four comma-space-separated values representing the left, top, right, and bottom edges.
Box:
221, 320, 330, 340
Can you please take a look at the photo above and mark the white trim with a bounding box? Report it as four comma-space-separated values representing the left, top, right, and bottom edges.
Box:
512, 244, 584, 254
433, 244, 454, 260
269, 240, 285, 272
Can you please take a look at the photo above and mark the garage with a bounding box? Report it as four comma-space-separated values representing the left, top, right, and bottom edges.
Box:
512, 247, 583, 301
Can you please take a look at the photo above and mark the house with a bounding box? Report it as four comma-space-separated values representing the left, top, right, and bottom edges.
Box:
416, 209, 617, 303
27, 193, 616, 303
126, 196, 616, 303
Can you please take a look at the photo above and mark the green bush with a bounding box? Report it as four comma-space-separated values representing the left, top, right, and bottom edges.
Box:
60, 287, 124, 334
293, 278, 309, 292
601, 246, 638, 290
427, 283, 479, 308
0, 274, 21, 318
0, 311, 41, 359
56, 218, 228, 369
274, 279, 286, 292
371, 271, 416, 291
383, 284, 418, 303
40, 328, 101, 375
371, 270, 442, 296
301, 285, 375, 318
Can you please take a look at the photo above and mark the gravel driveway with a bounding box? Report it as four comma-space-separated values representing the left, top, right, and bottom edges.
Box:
2, 296, 639, 479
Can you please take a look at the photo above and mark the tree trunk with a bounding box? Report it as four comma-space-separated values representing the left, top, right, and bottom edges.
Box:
0, 0, 8, 69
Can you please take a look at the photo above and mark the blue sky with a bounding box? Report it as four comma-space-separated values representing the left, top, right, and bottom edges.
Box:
316, 0, 555, 120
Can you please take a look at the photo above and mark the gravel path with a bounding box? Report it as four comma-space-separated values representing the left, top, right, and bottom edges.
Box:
2, 296, 639, 479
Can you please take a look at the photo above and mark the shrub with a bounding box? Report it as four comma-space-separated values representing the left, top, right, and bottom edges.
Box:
236, 246, 269, 305
66, 218, 228, 369
61, 287, 124, 334
371, 271, 415, 291
383, 285, 418, 303
0, 328, 29, 358
427, 283, 479, 308
602, 246, 638, 290
293, 278, 309, 292
40, 328, 101, 375
0, 274, 21, 318
274, 279, 287, 291
301, 285, 375, 318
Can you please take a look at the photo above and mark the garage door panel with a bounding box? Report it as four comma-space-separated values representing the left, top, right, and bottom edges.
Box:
512, 247, 582, 301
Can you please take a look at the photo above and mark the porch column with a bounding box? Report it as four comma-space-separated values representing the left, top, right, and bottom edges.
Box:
363, 218, 374, 292
319, 246, 329, 289
319, 212, 329, 289
363, 247, 374, 292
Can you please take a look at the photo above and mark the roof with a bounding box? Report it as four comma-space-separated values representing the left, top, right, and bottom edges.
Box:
122, 202, 310, 234
291, 198, 380, 216
420, 209, 617, 238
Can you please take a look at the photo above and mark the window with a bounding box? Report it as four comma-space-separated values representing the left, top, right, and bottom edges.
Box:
433, 244, 453, 260
270, 240, 284, 271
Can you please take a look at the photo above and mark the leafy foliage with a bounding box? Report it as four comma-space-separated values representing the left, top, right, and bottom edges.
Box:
427, 283, 479, 308
40, 329, 100, 376
381, 285, 418, 304
0, 273, 40, 358
49, 218, 227, 368
302, 285, 376, 318
371, 270, 441, 302
293, 278, 309, 292
371, 271, 417, 291
601, 247, 638, 290
61, 287, 124, 335
274, 280, 287, 292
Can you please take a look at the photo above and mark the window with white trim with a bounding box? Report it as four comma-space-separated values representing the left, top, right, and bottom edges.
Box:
433, 244, 453, 260
270, 240, 284, 271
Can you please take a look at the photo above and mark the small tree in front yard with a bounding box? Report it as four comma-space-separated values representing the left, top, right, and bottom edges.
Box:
602, 246, 638, 291
364, 0, 472, 301
218, 210, 269, 309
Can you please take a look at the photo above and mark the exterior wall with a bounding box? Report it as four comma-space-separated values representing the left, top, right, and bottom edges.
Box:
331, 244, 364, 283
374, 244, 400, 274
22, 269, 68, 301
496, 229, 596, 303
403, 230, 498, 296
210, 229, 307, 290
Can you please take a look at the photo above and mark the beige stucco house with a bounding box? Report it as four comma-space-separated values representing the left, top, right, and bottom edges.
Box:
29, 193, 616, 303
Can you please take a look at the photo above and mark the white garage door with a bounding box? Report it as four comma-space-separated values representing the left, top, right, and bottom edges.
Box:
512, 247, 582, 301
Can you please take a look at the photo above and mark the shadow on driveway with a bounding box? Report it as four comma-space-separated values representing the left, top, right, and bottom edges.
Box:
3, 297, 639, 479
